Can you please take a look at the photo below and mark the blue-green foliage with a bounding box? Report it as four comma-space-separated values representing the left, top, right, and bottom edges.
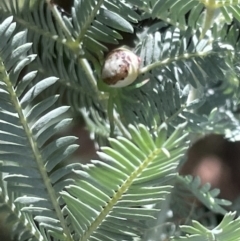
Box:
0, 1, 240, 241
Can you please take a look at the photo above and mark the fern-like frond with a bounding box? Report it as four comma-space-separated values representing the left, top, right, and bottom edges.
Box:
61, 123, 189, 241
118, 79, 185, 130
0, 0, 141, 117
137, 26, 232, 88
0, 165, 42, 241
0, 0, 70, 59
34, 51, 108, 113
0, 16, 80, 241
151, 0, 203, 30
176, 175, 231, 215
211, 0, 240, 23
202, 108, 240, 140
168, 104, 240, 139
0, 0, 139, 61
130, 0, 240, 33
173, 212, 240, 241
69, 0, 139, 57
125, 0, 203, 30
170, 167, 231, 229
101, 24, 237, 134
80, 107, 109, 138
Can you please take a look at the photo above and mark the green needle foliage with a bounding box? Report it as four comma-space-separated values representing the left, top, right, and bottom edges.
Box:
174, 212, 240, 241
0, 0, 240, 241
